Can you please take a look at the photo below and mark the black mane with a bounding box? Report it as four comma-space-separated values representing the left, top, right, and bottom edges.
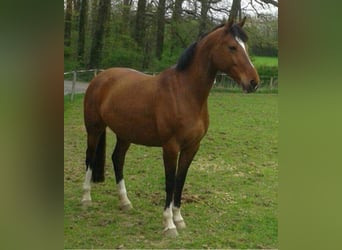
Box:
175, 42, 197, 71
175, 23, 248, 71
229, 24, 248, 43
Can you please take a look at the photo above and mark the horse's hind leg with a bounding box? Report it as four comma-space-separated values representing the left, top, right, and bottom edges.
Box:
112, 137, 132, 210
82, 127, 106, 204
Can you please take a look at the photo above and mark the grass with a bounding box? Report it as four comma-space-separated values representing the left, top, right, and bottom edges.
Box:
252, 56, 278, 68
64, 92, 278, 249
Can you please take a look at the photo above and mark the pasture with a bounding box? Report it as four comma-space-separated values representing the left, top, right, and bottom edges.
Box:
64, 91, 278, 249
252, 56, 278, 67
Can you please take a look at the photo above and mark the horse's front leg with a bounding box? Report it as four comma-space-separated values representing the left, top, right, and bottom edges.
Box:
162, 144, 179, 237
173, 143, 200, 229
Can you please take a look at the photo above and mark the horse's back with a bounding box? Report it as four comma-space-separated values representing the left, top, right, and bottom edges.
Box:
86, 68, 152, 94
85, 67, 153, 107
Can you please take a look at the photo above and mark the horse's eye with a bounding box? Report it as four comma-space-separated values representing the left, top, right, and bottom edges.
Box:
229, 46, 237, 52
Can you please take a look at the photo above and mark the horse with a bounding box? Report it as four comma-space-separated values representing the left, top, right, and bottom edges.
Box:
81, 17, 259, 237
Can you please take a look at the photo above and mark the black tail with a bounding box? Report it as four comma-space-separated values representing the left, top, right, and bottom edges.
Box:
92, 130, 106, 183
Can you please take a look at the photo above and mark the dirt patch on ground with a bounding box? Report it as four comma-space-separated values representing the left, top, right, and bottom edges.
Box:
191, 156, 235, 172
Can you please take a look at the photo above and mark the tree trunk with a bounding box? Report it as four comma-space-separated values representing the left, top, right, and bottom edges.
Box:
90, 0, 99, 37
73, 0, 81, 12
229, 0, 241, 21
73, 0, 82, 30
64, 0, 73, 47
135, 0, 146, 47
170, 0, 184, 55
198, 0, 209, 37
77, 0, 88, 64
88, 0, 111, 69
122, 0, 132, 26
155, 0, 166, 60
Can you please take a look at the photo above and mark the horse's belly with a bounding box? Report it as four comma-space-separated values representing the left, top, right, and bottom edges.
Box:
106, 115, 162, 146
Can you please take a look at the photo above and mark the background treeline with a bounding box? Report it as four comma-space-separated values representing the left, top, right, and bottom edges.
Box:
64, 0, 278, 72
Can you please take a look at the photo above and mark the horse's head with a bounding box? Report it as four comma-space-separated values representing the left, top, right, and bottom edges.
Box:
210, 17, 260, 93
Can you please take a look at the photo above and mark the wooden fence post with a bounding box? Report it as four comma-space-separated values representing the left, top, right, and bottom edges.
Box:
71, 71, 76, 101
269, 76, 274, 89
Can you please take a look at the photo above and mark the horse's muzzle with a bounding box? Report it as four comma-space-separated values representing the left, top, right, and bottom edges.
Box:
243, 80, 259, 93
251, 80, 259, 90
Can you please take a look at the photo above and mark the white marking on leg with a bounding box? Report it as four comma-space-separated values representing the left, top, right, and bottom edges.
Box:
163, 203, 177, 232
82, 168, 92, 202
117, 179, 132, 209
235, 36, 255, 69
172, 205, 186, 229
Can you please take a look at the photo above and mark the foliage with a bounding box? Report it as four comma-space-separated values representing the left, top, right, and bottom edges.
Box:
64, 1, 278, 72
246, 15, 278, 57
64, 47, 80, 72
102, 34, 142, 69
64, 92, 278, 249
257, 66, 278, 77
251, 56, 278, 77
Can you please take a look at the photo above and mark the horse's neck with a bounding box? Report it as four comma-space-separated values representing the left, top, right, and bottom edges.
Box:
183, 53, 217, 106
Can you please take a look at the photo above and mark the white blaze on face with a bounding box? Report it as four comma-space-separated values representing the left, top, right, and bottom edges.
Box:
235, 36, 255, 69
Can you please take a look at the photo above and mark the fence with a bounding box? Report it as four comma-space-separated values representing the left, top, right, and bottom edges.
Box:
213, 74, 278, 91
64, 69, 278, 101
64, 69, 104, 101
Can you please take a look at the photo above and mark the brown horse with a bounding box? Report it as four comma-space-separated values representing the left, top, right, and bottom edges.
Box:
82, 17, 259, 237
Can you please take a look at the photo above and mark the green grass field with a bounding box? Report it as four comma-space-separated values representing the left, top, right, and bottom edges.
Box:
64, 91, 278, 249
252, 56, 278, 68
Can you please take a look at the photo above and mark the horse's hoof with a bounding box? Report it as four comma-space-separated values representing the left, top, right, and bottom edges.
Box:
81, 200, 92, 209
163, 227, 178, 237
174, 220, 186, 230
120, 203, 133, 211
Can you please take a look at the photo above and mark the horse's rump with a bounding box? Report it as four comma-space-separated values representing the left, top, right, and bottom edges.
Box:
84, 68, 162, 145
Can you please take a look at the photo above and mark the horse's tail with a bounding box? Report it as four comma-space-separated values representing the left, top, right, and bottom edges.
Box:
91, 129, 106, 183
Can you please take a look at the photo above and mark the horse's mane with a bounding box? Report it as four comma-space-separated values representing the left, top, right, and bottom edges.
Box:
175, 42, 198, 71
230, 24, 248, 43
175, 23, 248, 71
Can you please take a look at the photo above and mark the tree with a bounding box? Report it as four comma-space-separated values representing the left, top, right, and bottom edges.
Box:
246, 15, 278, 56
78, 0, 88, 64
122, 0, 133, 29
63, 0, 277, 72
134, 0, 147, 47
199, 0, 210, 37
229, 0, 241, 21
249, 0, 278, 15
88, 0, 111, 68
170, 0, 184, 55
258, 0, 278, 7
155, 0, 166, 59
64, 0, 73, 47
90, 0, 99, 37
73, 0, 82, 30
141, 2, 155, 69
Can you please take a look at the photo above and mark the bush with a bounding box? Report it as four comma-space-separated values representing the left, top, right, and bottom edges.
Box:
102, 48, 142, 69
257, 66, 278, 77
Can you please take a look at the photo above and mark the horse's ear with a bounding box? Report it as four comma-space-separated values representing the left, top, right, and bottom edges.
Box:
238, 16, 247, 27
225, 18, 234, 30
